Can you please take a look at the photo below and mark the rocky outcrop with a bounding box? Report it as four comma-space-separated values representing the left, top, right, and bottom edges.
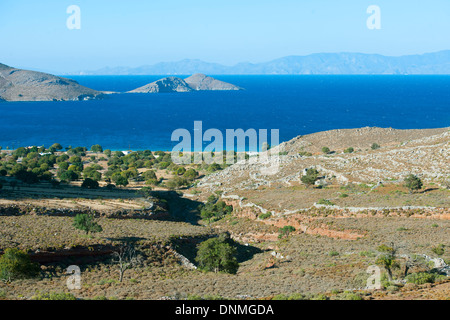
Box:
0, 63, 103, 102
128, 76, 193, 93
128, 74, 242, 93
184, 73, 242, 91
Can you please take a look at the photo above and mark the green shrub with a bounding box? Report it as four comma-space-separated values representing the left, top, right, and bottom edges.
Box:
183, 168, 199, 181
112, 173, 128, 187
317, 199, 334, 206
206, 163, 222, 172
431, 244, 445, 256
404, 174, 423, 193
337, 292, 362, 300
298, 151, 312, 157
73, 214, 103, 235
310, 294, 328, 300
328, 251, 340, 257
32, 292, 77, 300
344, 147, 354, 154
288, 293, 306, 300
405, 272, 436, 285
166, 176, 189, 190
278, 226, 296, 239
371, 143, 380, 150
272, 294, 288, 300
359, 250, 376, 257
259, 212, 272, 220
0, 248, 40, 281
199, 198, 233, 224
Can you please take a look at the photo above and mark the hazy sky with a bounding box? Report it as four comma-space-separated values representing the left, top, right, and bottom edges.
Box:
1, 0, 449, 73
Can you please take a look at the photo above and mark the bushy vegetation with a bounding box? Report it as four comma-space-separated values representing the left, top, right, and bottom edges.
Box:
278, 226, 296, 239
431, 244, 445, 256
32, 292, 77, 300
405, 272, 438, 285
371, 143, 380, 150
301, 168, 320, 188
165, 176, 189, 190
0, 142, 229, 196
298, 151, 312, 157
81, 178, 99, 189
0, 248, 40, 282
344, 147, 354, 154
375, 244, 399, 282
73, 214, 103, 235
404, 174, 423, 193
259, 212, 272, 220
317, 198, 334, 206
195, 234, 239, 274
199, 195, 233, 224
328, 251, 340, 257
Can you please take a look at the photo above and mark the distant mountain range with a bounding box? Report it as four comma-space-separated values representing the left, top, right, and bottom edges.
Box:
75, 51, 450, 75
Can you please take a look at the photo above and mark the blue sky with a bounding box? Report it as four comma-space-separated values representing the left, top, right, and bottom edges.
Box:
1, 0, 450, 73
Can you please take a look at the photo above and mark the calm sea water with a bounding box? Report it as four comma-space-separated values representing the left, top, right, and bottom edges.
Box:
0, 75, 449, 151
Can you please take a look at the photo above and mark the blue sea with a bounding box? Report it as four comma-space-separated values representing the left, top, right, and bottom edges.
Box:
0, 75, 449, 151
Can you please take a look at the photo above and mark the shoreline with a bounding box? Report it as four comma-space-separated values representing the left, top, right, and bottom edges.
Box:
1, 126, 448, 153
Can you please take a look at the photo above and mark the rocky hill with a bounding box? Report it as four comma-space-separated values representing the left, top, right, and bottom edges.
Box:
184, 74, 242, 91
198, 126, 450, 198
128, 76, 193, 93
128, 74, 242, 93
0, 63, 103, 102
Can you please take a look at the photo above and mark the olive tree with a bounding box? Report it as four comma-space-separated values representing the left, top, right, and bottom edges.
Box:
195, 235, 239, 274
301, 168, 320, 188
404, 174, 423, 193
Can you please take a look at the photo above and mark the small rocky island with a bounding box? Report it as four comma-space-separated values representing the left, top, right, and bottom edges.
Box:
128, 73, 243, 93
0, 63, 103, 102
0, 65, 242, 101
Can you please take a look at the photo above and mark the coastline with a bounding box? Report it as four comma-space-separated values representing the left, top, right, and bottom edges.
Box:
0, 126, 448, 153
1, 125, 448, 153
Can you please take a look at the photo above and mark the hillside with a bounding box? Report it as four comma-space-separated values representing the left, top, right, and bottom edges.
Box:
197, 127, 450, 211
0, 63, 103, 102
0, 129, 448, 300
